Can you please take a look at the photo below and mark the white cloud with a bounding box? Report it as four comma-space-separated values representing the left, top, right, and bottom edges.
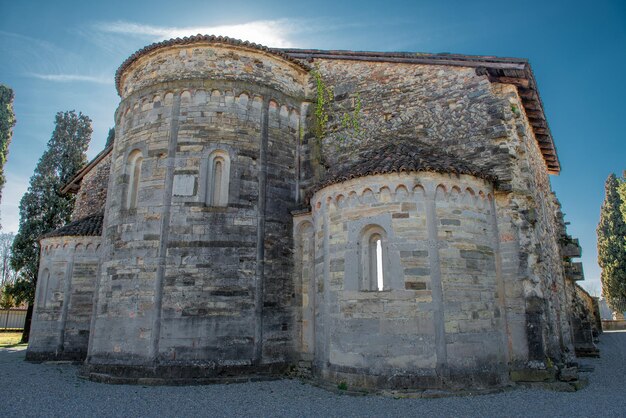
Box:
0, 30, 87, 76
94, 20, 299, 48
29, 73, 112, 85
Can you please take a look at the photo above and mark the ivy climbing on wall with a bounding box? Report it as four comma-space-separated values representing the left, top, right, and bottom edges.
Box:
311, 67, 333, 140
310, 66, 363, 146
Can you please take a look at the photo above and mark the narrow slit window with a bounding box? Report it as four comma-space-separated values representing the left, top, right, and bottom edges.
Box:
369, 234, 384, 291
360, 226, 388, 291
375, 238, 384, 291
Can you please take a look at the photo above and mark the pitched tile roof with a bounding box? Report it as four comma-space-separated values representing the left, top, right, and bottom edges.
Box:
41, 212, 104, 239
318, 138, 496, 191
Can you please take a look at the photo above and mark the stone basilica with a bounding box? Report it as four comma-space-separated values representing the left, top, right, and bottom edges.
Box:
27, 35, 599, 389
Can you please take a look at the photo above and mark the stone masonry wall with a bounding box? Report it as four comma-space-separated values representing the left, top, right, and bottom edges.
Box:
493, 84, 573, 368
71, 152, 112, 221
310, 59, 516, 188
87, 43, 309, 375
62, 40, 578, 385
568, 282, 600, 356
436, 183, 506, 376
27, 236, 100, 361
119, 44, 308, 98
492, 83, 575, 366
305, 172, 507, 389
307, 58, 571, 370
88, 84, 175, 363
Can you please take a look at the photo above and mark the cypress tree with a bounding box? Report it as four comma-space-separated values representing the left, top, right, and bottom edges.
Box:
7, 110, 91, 341
105, 127, 115, 147
597, 173, 626, 312
0, 85, 16, 223
619, 170, 626, 221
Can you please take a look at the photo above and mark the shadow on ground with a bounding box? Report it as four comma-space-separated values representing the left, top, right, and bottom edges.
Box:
2, 332, 626, 417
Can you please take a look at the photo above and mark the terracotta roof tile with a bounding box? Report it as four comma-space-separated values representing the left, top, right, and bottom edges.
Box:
318, 138, 496, 191
41, 212, 104, 239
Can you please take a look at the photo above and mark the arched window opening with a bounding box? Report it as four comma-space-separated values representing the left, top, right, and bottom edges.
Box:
369, 234, 384, 291
207, 150, 230, 207
127, 150, 143, 209
360, 225, 388, 291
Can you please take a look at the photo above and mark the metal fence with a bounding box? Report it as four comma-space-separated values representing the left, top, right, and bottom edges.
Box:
0, 309, 27, 330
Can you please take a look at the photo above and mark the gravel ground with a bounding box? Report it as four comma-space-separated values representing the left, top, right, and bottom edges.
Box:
1, 332, 625, 418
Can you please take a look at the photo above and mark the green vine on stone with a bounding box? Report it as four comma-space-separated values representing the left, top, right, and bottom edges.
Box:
310, 66, 364, 149
311, 66, 334, 140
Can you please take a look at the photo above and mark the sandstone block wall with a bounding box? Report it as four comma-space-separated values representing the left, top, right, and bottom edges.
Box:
27, 236, 100, 361
311, 60, 516, 186
300, 172, 506, 388
118, 44, 308, 98
568, 282, 601, 356
87, 42, 310, 374
308, 58, 575, 370
496, 84, 575, 366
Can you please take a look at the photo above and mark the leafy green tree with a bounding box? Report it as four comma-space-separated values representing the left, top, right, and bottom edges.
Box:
0, 285, 15, 310
0, 85, 16, 224
8, 111, 91, 341
3, 278, 33, 306
597, 173, 626, 313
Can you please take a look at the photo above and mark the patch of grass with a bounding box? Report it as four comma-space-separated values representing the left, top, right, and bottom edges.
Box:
0, 332, 24, 347
337, 381, 348, 391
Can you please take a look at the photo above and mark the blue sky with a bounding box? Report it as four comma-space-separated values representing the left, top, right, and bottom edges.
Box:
1, 0, 625, 295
